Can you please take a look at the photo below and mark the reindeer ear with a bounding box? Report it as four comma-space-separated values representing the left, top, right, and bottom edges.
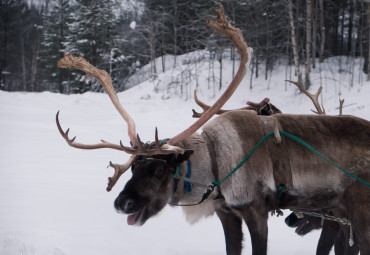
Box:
172, 150, 193, 164
182, 150, 194, 161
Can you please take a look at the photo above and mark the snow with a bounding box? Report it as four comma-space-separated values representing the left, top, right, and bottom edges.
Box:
130, 21, 137, 30
1, 55, 369, 255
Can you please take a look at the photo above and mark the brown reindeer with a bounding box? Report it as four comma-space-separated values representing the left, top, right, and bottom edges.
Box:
285, 212, 359, 255
56, 6, 370, 255
194, 79, 359, 255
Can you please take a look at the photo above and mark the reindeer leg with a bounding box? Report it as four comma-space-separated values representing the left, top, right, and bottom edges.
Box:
339, 174, 370, 255
216, 206, 243, 255
333, 228, 359, 255
316, 220, 340, 255
238, 202, 269, 255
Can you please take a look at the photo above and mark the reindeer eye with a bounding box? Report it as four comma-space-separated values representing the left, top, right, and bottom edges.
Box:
153, 166, 165, 177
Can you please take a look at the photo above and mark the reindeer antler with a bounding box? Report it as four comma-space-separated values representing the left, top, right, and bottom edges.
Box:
168, 5, 251, 145
56, 5, 251, 191
56, 111, 124, 151
106, 156, 135, 192
192, 90, 274, 118
58, 54, 138, 146
286, 80, 325, 114
192, 90, 241, 118
339, 98, 344, 116
57, 55, 183, 191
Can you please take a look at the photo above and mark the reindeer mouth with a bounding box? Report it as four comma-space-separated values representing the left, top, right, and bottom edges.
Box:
127, 206, 146, 226
285, 215, 308, 236
294, 220, 308, 236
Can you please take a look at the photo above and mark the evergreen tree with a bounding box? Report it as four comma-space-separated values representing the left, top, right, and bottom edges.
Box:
0, 0, 43, 91
64, 0, 121, 93
40, 0, 71, 93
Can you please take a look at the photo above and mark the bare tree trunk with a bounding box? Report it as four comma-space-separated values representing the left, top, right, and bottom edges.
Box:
161, 35, 165, 73
367, 3, 370, 81
319, 0, 325, 63
255, 53, 259, 79
173, 0, 178, 68
347, 1, 354, 55
231, 46, 235, 79
219, 52, 223, 90
265, 0, 271, 81
288, 0, 302, 83
30, 28, 41, 92
230, 6, 236, 79
312, 0, 318, 69
340, 4, 345, 55
1, 0, 9, 89
305, 0, 312, 89
250, 56, 254, 89
20, 18, 27, 91
149, 24, 157, 78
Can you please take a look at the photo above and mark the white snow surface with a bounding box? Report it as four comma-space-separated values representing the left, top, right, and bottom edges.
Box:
1, 55, 370, 255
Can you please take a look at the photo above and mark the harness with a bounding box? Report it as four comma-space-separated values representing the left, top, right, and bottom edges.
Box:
294, 210, 355, 247
166, 130, 369, 246
168, 131, 370, 216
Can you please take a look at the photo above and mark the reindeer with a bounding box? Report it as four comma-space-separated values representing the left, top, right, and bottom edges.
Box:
192, 80, 363, 255
56, 6, 370, 255
285, 212, 359, 255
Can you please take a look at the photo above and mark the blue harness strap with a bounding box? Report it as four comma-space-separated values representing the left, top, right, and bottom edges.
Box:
184, 160, 192, 192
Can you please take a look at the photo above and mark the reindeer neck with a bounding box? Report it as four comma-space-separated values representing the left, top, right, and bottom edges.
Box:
169, 134, 220, 215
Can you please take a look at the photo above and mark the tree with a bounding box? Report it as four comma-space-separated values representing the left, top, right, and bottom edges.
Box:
288, 0, 303, 84
39, 0, 72, 93
305, 0, 312, 88
0, 0, 43, 91
64, 0, 121, 93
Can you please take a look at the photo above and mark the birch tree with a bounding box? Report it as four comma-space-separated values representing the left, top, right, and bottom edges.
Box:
288, 0, 302, 83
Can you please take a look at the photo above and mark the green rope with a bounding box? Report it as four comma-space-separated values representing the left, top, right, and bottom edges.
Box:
212, 132, 275, 186
160, 138, 170, 145
172, 165, 180, 178
279, 131, 370, 188
213, 131, 370, 189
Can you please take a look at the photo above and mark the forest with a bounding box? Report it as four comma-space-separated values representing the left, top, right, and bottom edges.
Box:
1, 0, 370, 94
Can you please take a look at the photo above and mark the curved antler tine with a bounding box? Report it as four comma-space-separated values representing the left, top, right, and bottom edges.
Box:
136, 134, 145, 151
194, 90, 210, 110
120, 140, 140, 154
246, 98, 270, 107
286, 80, 325, 115
192, 109, 202, 118
192, 90, 208, 118
168, 5, 250, 145
192, 90, 229, 118
339, 99, 344, 116
154, 128, 161, 148
58, 54, 138, 146
57, 111, 123, 151
107, 156, 135, 191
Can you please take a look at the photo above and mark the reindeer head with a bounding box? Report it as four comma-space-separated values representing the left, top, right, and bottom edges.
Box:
285, 212, 323, 236
114, 150, 193, 226
56, 5, 250, 226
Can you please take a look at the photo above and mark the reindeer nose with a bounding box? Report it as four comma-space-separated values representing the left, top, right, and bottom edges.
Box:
114, 196, 124, 212
123, 199, 135, 212
114, 196, 135, 214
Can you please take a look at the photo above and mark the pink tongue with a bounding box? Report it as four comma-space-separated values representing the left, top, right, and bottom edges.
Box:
127, 211, 140, 225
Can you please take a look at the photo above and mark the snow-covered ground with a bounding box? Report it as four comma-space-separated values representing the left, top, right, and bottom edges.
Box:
1, 55, 369, 255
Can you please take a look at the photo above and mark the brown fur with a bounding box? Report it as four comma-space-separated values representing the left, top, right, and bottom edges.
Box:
114, 111, 370, 255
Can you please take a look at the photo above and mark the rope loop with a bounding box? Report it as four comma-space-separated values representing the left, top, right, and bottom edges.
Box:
216, 131, 370, 188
